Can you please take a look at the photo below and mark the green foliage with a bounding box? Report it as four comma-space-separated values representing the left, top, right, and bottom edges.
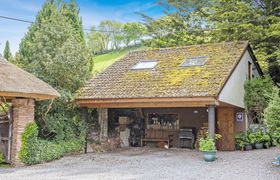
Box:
3, 40, 13, 61
19, 123, 84, 165
143, 0, 280, 82
123, 22, 146, 46
199, 133, 221, 151
248, 129, 270, 144
244, 77, 275, 111
86, 21, 146, 54
0, 152, 5, 164
264, 88, 280, 145
19, 0, 91, 92
17, 0, 89, 160
19, 123, 38, 162
235, 132, 247, 148
92, 46, 145, 75
236, 128, 272, 150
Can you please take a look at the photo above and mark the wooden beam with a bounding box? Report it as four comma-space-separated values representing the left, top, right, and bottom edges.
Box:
98, 108, 108, 141
81, 107, 88, 153
78, 97, 219, 108
0, 92, 57, 100
77, 97, 217, 104
81, 102, 216, 108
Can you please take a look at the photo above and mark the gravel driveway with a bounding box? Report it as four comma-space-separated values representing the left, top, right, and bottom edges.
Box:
0, 147, 279, 180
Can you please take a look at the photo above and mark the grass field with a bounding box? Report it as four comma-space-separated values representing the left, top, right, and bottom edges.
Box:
92, 46, 145, 75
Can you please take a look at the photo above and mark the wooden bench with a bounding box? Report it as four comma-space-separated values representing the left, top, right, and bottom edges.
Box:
141, 137, 171, 147
141, 129, 174, 147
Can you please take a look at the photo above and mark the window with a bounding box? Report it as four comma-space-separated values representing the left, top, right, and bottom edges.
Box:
181, 56, 208, 67
248, 61, 252, 80
132, 60, 157, 70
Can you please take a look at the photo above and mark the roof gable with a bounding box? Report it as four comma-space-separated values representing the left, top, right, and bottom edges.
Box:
77, 41, 249, 99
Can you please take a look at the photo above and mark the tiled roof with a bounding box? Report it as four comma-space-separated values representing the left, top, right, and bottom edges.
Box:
77, 41, 249, 99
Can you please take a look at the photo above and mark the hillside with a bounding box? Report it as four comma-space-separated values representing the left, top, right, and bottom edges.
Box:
92, 46, 146, 75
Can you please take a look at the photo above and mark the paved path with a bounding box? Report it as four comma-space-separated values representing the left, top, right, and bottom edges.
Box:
0, 147, 279, 180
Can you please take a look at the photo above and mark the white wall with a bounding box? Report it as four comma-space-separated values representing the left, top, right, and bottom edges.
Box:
218, 50, 261, 108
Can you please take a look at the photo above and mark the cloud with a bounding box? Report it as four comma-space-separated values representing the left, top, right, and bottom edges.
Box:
80, 1, 162, 27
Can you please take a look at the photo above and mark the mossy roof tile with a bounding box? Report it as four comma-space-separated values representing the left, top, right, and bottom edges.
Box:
77, 41, 249, 99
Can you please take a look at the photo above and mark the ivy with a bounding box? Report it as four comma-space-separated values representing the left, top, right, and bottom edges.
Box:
244, 77, 275, 114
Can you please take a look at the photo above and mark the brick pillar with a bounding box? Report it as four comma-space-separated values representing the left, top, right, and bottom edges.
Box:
11, 98, 34, 166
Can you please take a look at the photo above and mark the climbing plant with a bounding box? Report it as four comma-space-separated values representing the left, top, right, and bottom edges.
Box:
244, 77, 275, 123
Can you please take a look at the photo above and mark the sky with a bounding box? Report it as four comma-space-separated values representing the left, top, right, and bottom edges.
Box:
0, 0, 165, 55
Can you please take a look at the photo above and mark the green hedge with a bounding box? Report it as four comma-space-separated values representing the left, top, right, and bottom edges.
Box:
19, 122, 84, 165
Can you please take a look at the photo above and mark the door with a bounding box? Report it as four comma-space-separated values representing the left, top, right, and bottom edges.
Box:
217, 108, 235, 151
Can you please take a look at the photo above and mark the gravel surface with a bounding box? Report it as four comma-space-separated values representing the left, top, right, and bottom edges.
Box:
0, 147, 279, 180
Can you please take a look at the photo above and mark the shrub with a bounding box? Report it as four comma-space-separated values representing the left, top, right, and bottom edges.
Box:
264, 88, 280, 145
248, 129, 270, 144
19, 122, 84, 165
244, 77, 274, 111
0, 152, 5, 164
244, 77, 275, 123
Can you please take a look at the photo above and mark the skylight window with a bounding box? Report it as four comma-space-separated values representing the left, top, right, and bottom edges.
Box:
181, 56, 208, 67
132, 60, 157, 70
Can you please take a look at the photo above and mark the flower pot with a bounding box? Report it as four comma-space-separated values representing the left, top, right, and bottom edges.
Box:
255, 143, 264, 149
202, 150, 217, 162
245, 144, 253, 151
235, 144, 241, 150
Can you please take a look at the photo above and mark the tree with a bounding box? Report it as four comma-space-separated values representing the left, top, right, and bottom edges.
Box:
18, 0, 91, 141
264, 88, 280, 145
86, 26, 107, 54
143, 0, 280, 83
3, 40, 13, 61
123, 22, 146, 46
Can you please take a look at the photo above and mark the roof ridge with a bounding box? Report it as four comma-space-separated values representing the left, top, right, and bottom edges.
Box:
129, 41, 249, 54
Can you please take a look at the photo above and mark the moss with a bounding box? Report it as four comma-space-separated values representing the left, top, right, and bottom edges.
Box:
80, 41, 249, 98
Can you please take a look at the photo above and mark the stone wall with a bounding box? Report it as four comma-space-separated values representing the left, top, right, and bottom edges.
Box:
10, 98, 34, 166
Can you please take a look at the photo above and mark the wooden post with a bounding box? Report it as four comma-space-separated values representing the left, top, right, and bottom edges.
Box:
208, 105, 215, 138
82, 107, 88, 153
98, 108, 108, 141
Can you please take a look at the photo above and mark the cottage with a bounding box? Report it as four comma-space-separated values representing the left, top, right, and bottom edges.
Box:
0, 56, 60, 165
76, 41, 263, 151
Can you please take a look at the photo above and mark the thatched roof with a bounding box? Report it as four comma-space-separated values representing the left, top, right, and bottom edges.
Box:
0, 56, 60, 100
77, 41, 256, 100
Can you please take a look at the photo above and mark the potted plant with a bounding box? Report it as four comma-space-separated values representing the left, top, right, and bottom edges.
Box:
244, 138, 253, 150
235, 132, 246, 151
241, 130, 253, 150
199, 133, 221, 162
249, 129, 271, 149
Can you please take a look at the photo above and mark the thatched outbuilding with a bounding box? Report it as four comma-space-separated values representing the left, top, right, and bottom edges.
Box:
0, 56, 59, 99
0, 56, 59, 165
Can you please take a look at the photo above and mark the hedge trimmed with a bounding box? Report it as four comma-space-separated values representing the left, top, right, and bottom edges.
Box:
19, 122, 84, 165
